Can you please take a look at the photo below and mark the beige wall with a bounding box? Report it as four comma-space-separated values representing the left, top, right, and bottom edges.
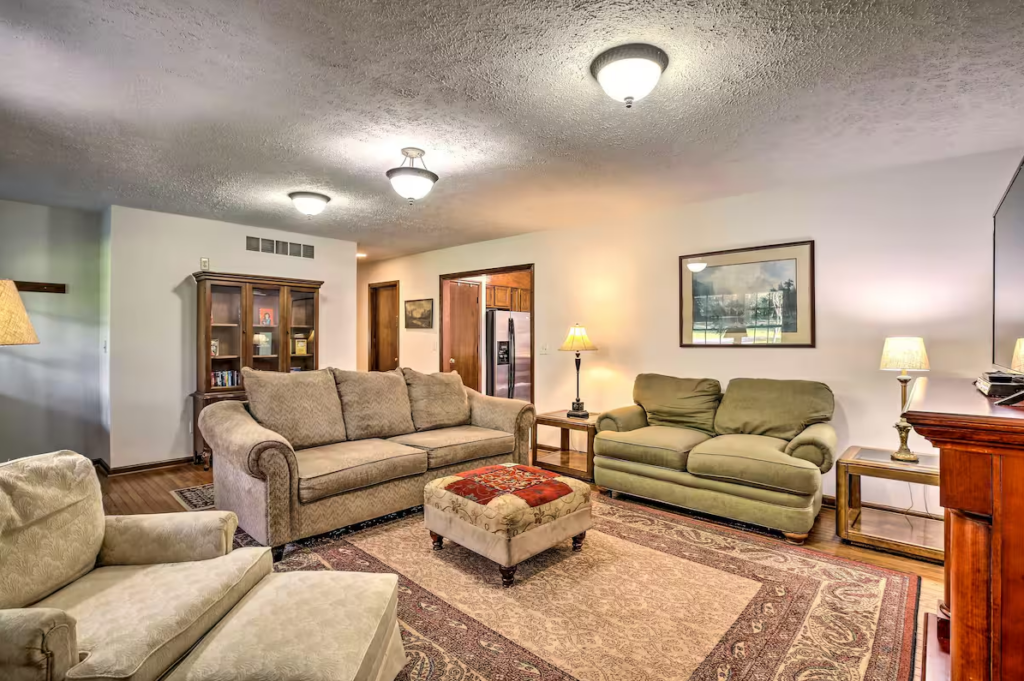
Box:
105, 206, 358, 467
358, 149, 1023, 511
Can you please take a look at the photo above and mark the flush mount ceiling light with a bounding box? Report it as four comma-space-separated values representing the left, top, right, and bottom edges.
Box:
356, 252, 367, 258
289, 192, 330, 216
386, 148, 438, 204
590, 43, 669, 108
686, 259, 707, 272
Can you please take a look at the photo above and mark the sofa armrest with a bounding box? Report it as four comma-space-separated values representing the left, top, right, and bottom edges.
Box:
97, 511, 238, 566
199, 401, 297, 479
596, 405, 648, 433
785, 423, 837, 473
466, 389, 535, 464
0, 608, 78, 681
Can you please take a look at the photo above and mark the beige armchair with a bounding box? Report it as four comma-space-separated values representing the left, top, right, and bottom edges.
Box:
0, 451, 271, 681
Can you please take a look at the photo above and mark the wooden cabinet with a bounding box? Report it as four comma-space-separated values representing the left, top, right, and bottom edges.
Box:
192, 271, 323, 463
493, 286, 512, 309
517, 288, 531, 312
905, 377, 1024, 681
485, 285, 495, 308
485, 284, 531, 312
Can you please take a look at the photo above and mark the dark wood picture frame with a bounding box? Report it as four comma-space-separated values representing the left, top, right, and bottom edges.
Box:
404, 298, 434, 329
679, 240, 815, 348
439, 264, 535, 405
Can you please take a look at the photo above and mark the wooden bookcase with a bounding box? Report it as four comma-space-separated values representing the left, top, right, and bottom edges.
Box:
191, 271, 323, 463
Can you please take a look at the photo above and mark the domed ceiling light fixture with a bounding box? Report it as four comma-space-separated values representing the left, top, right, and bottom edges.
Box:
590, 43, 669, 108
289, 192, 330, 216
686, 259, 707, 273
386, 148, 439, 204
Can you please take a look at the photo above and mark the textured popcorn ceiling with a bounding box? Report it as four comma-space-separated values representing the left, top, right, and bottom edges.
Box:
2, 1, 1024, 260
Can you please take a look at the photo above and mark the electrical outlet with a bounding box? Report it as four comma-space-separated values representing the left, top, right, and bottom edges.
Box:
200, 257, 210, 271
539, 343, 549, 355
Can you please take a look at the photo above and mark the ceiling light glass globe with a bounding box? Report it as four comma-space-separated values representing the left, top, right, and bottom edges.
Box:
596, 57, 665, 105
687, 262, 708, 272
289, 192, 329, 216
387, 168, 437, 202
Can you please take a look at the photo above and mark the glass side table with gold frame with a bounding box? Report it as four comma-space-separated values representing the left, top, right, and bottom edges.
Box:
835, 445, 943, 563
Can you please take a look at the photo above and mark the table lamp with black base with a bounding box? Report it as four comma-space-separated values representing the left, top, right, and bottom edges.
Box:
879, 336, 929, 462
0, 280, 39, 349
559, 324, 597, 419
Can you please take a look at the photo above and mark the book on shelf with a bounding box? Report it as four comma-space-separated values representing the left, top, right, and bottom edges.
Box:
211, 370, 240, 388
254, 332, 273, 356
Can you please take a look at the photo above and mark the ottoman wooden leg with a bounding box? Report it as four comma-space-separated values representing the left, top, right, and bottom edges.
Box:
499, 564, 517, 588
429, 531, 444, 551
572, 531, 587, 551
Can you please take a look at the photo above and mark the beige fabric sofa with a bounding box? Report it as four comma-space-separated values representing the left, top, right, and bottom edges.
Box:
594, 375, 836, 542
0, 450, 408, 681
200, 367, 535, 555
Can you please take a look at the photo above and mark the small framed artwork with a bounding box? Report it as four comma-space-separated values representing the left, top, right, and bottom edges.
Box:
211, 338, 220, 357
679, 240, 815, 347
404, 299, 433, 329
258, 308, 275, 326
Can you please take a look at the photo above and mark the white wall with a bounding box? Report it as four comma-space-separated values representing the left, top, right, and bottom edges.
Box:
0, 200, 105, 463
358, 149, 1023, 512
105, 207, 358, 467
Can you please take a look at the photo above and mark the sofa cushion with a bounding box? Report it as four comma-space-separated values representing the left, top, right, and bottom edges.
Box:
164, 572, 405, 681
389, 426, 515, 469
242, 368, 346, 449
333, 369, 415, 440
35, 546, 271, 681
402, 368, 471, 431
295, 440, 427, 503
633, 374, 722, 435
688, 434, 821, 496
594, 426, 711, 471
714, 378, 834, 440
0, 450, 105, 609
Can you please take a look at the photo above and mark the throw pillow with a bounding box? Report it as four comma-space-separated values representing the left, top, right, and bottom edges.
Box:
402, 368, 471, 432
633, 374, 722, 435
714, 378, 834, 440
332, 368, 415, 440
241, 368, 346, 449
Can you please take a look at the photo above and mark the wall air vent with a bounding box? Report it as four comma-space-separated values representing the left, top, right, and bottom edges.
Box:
247, 237, 315, 259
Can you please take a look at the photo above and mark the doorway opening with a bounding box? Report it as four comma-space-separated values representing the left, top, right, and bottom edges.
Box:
368, 280, 400, 372
439, 265, 534, 403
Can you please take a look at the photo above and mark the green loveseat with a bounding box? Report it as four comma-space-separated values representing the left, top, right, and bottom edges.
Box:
594, 374, 836, 542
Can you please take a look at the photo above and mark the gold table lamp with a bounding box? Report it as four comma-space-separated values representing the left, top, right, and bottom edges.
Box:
559, 324, 597, 418
0, 280, 39, 347
879, 336, 929, 462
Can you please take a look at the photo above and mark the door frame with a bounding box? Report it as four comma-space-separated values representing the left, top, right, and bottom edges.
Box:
439, 264, 534, 404
368, 280, 400, 371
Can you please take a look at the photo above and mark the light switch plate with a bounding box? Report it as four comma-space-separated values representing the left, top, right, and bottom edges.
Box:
540, 343, 549, 355
200, 257, 210, 271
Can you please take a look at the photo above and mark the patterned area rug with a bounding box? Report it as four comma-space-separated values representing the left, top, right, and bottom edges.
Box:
235, 495, 920, 681
170, 483, 215, 511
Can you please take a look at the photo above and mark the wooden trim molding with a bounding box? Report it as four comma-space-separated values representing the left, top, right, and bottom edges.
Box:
14, 281, 67, 294
193, 271, 324, 287
104, 457, 195, 476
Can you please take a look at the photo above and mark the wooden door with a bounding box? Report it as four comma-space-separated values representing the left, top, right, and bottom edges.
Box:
446, 280, 481, 390
493, 286, 512, 309
369, 282, 400, 371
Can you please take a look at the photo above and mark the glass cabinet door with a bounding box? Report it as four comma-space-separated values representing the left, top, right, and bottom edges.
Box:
209, 284, 243, 389
289, 288, 317, 372
250, 286, 283, 372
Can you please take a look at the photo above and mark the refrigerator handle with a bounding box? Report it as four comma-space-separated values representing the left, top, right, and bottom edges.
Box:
508, 316, 515, 399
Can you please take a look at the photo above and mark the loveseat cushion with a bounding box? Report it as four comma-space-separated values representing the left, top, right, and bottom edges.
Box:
687, 434, 821, 496
333, 369, 415, 440
0, 450, 106, 609
295, 440, 427, 503
633, 374, 722, 435
714, 378, 834, 440
403, 368, 471, 431
34, 546, 271, 681
242, 368, 347, 449
594, 426, 711, 471
389, 426, 515, 469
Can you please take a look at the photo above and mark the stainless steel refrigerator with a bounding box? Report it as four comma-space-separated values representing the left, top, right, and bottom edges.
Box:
486, 310, 531, 401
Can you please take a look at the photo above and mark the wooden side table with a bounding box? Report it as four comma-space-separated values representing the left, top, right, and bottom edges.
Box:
836, 445, 943, 563
531, 410, 599, 481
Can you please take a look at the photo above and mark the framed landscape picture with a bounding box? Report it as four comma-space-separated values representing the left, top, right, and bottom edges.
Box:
679, 240, 815, 347
404, 298, 433, 329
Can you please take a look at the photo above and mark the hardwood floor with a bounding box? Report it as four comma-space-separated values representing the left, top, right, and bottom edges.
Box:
99, 462, 941, 679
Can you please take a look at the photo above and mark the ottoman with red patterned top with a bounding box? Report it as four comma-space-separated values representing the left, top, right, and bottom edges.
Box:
423, 463, 592, 586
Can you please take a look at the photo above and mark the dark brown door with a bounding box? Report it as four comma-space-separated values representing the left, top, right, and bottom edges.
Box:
446, 280, 480, 390
369, 282, 399, 371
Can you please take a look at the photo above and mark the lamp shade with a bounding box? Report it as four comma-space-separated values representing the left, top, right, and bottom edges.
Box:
0, 280, 39, 346
1011, 338, 1024, 373
559, 325, 597, 352
879, 337, 929, 371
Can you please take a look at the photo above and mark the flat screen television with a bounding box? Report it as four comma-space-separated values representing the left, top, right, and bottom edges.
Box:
994, 157, 1024, 372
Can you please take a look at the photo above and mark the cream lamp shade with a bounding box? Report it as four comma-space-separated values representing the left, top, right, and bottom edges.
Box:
0, 280, 39, 346
879, 337, 929, 372
1012, 339, 1024, 373
559, 325, 598, 352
